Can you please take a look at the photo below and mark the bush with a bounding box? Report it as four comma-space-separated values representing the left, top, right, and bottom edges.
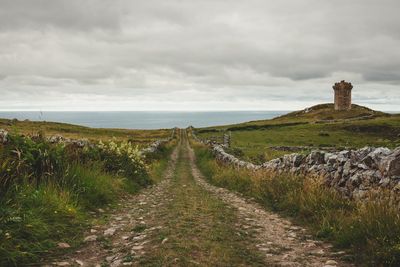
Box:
0, 133, 156, 265
0, 135, 67, 195
97, 140, 150, 186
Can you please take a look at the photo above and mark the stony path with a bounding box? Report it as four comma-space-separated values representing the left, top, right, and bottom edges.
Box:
186, 135, 351, 267
47, 130, 352, 267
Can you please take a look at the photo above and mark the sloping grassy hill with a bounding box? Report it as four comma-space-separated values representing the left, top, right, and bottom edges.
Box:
275, 103, 387, 121
0, 118, 170, 145
196, 104, 400, 163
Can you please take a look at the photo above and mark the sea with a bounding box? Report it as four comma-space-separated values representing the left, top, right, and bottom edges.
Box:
0, 111, 290, 130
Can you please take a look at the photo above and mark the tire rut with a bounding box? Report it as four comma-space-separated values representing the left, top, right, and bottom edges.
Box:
186, 132, 353, 267
47, 130, 354, 267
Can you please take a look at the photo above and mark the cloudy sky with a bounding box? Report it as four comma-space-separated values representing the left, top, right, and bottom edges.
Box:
0, 0, 399, 111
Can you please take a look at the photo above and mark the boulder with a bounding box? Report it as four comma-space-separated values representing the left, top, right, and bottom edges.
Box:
0, 129, 8, 144
308, 151, 325, 165
379, 178, 391, 187
293, 154, 305, 167
348, 173, 362, 187
338, 150, 351, 159
71, 139, 90, 147
48, 134, 65, 143
342, 161, 352, 177
326, 154, 338, 166
379, 150, 400, 176
283, 154, 292, 166
363, 147, 392, 169
362, 155, 376, 169
351, 147, 374, 161
357, 163, 369, 170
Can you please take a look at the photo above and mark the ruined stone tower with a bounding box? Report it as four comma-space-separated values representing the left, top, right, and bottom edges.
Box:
333, 80, 352, 111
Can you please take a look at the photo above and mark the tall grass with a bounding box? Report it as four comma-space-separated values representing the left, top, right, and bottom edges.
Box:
0, 184, 85, 265
0, 133, 163, 265
194, 143, 400, 266
148, 140, 177, 183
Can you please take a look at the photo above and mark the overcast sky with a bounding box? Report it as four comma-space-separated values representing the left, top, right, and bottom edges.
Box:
0, 0, 399, 111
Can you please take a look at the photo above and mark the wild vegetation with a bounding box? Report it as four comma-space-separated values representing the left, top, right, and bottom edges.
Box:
1, 104, 399, 266
0, 130, 174, 266
196, 104, 400, 163
0, 118, 170, 145
193, 143, 400, 266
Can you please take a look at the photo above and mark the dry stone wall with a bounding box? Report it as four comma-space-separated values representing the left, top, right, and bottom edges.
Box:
192, 130, 400, 200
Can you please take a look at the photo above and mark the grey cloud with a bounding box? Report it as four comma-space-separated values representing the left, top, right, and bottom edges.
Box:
0, 0, 124, 31
0, 0, 399, 110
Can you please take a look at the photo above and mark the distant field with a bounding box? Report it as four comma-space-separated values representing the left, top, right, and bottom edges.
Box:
0, 118, 171, 146
196, 104, 400, 163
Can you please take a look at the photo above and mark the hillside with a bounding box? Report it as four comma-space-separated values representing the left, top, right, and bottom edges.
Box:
195, 104, 400, 163
274, 103, 388, 122
0, 118, 170, 145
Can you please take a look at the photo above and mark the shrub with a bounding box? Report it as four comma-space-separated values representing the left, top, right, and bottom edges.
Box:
0, 133, 158, 265
0, 135, 67, 195
97, 140, 149, 186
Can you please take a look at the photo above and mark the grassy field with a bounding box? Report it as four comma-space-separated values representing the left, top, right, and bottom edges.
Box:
196, 104, 400, 163
0, 118, 171, 145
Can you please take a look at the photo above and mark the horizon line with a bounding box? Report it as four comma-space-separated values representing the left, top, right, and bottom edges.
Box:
0, 109, 399, 113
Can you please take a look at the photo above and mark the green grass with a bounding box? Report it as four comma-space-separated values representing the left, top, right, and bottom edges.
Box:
148, 139, 178, 183
138, 139, 265, 266
193, 143, 400, 266
63, 164, 125, 209
0, 163, 135, 265
274, 103, 387, 122
0, 131, 173, 266
0, 117, 171, 145
196, 105, 400, 163
0, 184, 86, 265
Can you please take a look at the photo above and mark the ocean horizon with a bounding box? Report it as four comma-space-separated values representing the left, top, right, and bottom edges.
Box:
0, 111, 291, 129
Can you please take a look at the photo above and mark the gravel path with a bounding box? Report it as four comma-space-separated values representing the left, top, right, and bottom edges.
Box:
186, 134, 352, 267
46, 130, 352, 267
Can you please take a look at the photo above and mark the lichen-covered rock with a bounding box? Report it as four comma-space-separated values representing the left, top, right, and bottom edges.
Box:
71, 139, 90, 147
308, 151, 325, 165
48, 134, 66, 143
379, 148, 400, 176
342, 161, 352, 177
293, 154, 305, 167
0, 129, 8, 144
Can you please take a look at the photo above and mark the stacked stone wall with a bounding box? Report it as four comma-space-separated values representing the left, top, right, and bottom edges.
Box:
192, 130, 400, 201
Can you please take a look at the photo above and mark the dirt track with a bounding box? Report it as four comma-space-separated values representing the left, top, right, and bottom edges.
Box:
48, 130, 350, 267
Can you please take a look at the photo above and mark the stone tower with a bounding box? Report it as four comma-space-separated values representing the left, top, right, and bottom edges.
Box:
333, 80, 352, 111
